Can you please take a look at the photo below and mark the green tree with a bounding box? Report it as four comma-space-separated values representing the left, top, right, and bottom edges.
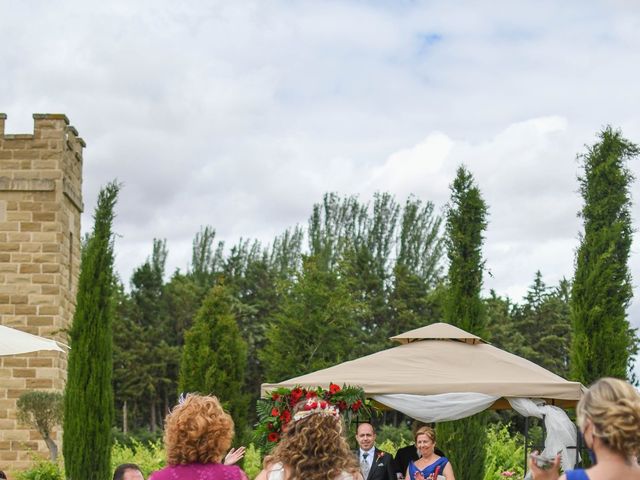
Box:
437, 166, 488, 480
17, 391, 63, 460
570, 127, 639, 384
260, 255, 363, 382
179, 283, 249, 436
63, 181, 119, 480
514, 272, 571, 377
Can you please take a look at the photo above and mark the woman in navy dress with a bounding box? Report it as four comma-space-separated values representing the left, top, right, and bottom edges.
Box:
406, 427, 455, 480
530, 377, 640, 480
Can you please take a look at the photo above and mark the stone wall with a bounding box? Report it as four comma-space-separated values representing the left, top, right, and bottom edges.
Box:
0, 113, 83, 470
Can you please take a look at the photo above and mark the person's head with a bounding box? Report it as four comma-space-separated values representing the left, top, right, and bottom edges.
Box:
164, 394, 234, 465
0, 470, 6, 480
577, 377, 640, 459
113, 464, 144, 480
356, 422, 376, 451
414, 426, 436, 457
267, 399, 359, 480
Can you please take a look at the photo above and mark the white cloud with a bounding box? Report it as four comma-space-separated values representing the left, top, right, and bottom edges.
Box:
2, 0, 640, 374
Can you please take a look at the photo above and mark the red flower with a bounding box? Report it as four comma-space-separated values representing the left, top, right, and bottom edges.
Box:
329, 383, 341, 394
280, 410, 291, 423
271, 407, 280, 417
289, 387, 303, 404
271, 393, 280, 400
351, 399, 363, 412
267, 422, 275, 431
267, 432, 280, 442
338, 400, 348, 411
306, 391, 318, 399
319, 401, 328, 409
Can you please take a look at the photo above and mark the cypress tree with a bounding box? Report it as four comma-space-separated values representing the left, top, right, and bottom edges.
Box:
437, 166, 488, 480
63, 182, 119, 480
570, 127, 639, 384
179, 283, 249, 437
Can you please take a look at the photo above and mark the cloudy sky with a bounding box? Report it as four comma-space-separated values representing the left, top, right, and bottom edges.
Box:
2, 1, 640, 356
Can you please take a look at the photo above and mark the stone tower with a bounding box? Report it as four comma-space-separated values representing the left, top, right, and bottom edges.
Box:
0, 113, 83, 470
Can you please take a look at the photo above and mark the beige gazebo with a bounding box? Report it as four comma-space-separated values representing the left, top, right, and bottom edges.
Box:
262, 322, 584, 408
262, 323, 583, 471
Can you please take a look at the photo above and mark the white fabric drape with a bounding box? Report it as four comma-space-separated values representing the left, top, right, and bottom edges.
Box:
373, 393, 499, 422
508, 398, 578, 472
373, 393, 577, 472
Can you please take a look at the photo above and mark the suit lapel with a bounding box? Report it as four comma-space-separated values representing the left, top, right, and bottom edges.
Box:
366, 448, 378, 480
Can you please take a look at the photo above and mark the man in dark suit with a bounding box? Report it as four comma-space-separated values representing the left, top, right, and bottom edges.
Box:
355, 423, 395, 480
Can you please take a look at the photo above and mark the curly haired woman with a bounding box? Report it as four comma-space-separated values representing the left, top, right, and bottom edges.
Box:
530, 377, 640, 480
256, 398, 363, 480
149, 394, 248, 480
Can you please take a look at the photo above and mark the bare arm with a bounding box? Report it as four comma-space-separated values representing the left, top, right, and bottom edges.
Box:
443, 462, 455, 480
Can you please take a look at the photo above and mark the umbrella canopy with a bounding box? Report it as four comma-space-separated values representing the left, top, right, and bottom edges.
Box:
262, 322, 583, 407
0, 324, 66, 356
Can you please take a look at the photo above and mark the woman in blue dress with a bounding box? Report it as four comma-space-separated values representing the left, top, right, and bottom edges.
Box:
406, 427, 455, 480
530, 377, 640, 480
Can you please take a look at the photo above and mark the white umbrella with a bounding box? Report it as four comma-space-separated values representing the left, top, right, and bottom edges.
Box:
0, 324, 67, 356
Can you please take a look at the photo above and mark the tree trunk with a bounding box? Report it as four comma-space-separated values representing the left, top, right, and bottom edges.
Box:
150, 401, 157, 432
123, 400, 128, 434
44, 436, 58, 461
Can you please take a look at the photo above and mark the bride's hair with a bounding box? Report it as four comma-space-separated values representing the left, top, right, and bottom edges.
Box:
264, 400, 359, 480
577, 377, 640, 459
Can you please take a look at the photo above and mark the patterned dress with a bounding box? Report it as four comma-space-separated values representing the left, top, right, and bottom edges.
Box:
408, 458, 449, 480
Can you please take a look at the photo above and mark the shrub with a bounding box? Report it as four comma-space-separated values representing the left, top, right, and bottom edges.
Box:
15, 458, 63, 480
483, 423, 525, 480
111, 439, 165, 478
243, 443, 263, 479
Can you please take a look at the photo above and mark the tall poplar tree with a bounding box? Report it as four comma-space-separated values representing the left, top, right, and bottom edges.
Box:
570, 127, 639, 384
63, 182, 119, 480
437, 166, 488, 480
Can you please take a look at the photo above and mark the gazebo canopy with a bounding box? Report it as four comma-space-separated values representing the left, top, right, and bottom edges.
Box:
0, 324, 66, 356
261, 322, 583, 408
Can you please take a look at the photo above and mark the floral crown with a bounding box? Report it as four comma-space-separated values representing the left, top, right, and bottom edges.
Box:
255, 383, 370, 452
293, 398, 340, 422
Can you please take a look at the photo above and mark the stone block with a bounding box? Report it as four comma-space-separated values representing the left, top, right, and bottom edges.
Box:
0, 263, 18, 273
19, 264, 40, 274
14, 305, 37, 315
42, 243, 59, 253
25, 378, 53, 389
32, 212, 55, 222
20, 222, 41, 232
41, 263, 59, 273
21, 243, 41, 253
40, 285, 60, 295
27, 358, 53, 368
6, 211, 31, 222
1, 358, 27, 368
37, 305, 59, 315
17, 202, 41, 212
12, 369, 36, 378
9, 295, 28, 304
32, 274, 55, 284
11, 253, 32, 263
26, 315, 52, 326
7, 232, 30, 242
0, 221, 19, 231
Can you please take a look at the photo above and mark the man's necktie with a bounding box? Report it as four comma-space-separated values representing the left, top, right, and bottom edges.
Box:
361, 452, 370, 479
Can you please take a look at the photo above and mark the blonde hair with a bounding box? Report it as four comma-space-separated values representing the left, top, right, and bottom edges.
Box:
577, 377, 640, 458
164, 394, 234, 465
265, 403, 359, 480
415, 426, 436, 444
